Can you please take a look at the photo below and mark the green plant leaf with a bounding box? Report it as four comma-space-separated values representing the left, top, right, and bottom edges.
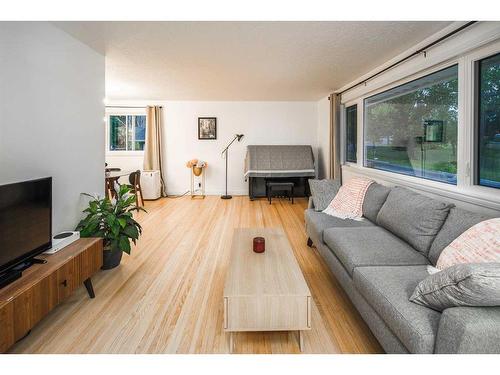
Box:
111, 223, 120, 237
119, 236, 131, 254
123, 225, 139, 239
119, 184, 131, 197
106, 214, 115, 227
117, 217, 127, 228
122, 196, 136, 208
94, 229, 106, 237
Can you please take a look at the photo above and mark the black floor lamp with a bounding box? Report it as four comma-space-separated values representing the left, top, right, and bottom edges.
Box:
221, 134, 244, 200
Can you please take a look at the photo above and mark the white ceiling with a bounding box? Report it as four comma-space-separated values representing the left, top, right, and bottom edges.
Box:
54, 21, 452, 101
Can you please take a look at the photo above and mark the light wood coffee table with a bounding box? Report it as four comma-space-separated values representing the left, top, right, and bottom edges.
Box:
223, 228, 312, 353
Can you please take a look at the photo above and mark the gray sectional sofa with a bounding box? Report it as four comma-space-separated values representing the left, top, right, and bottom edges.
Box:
305, 182, 500, 354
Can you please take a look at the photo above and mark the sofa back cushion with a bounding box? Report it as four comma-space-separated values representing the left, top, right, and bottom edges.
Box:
428, 207, 494, 266
376, 187, 453, 255
308, 179, 341, 211
362, 183, 391, 223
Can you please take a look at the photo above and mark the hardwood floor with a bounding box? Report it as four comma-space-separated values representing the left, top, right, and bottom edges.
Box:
9, 196, 383, 354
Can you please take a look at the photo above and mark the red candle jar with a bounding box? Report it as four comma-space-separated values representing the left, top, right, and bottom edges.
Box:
253, 237, 265, 253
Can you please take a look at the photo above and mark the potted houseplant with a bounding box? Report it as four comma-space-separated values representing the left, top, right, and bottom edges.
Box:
76, 184, 145, 270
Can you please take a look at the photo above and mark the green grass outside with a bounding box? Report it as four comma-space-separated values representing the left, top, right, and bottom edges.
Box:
366, 145, 457, 174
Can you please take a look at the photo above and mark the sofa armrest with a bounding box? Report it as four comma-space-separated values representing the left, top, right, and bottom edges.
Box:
435, 306, 500, 353
308, 197, 315, 210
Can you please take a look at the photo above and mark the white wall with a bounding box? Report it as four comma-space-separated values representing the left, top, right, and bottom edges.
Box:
106, 154, 143, 173
0, 22, 105, 234
105, 101, 318, 195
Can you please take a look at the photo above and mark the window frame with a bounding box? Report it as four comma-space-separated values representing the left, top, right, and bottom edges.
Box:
105, 108, 147, 156
344, 104, 358, 164
361, 63, 459, 185
339, 39, 500, 211
461, 41, 500, 198
342, 99, 363, 167
474, 50, 500, 190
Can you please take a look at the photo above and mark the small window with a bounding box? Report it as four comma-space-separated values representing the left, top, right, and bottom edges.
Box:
109, 114, 146, 151
364, 65, 458, 185
345, 105, 357, 163
476, 52, 500, 189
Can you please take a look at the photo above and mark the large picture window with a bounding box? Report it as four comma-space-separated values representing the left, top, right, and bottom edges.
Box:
109, 114, 146, 151
477, 52, 500, 189
364, 65, 458, 184
345, 105, 357, 163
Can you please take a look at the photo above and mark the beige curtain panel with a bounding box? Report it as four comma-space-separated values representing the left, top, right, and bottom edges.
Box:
144, 105, 167, 197
329, 93, 342, 181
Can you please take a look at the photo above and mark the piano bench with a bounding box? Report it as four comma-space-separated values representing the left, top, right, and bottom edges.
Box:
266, 182, 295, 205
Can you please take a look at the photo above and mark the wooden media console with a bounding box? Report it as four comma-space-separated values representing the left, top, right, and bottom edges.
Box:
0, 238, 102, 352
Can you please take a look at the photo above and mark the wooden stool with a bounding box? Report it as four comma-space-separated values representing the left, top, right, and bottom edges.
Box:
266, 181, 295, 204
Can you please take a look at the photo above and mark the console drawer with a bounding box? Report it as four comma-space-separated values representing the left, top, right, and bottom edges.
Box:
0, 273, 59, 351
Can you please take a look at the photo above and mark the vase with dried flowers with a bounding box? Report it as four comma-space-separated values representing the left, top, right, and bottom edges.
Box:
186, 159, 208, 197
186, 159, 208, 176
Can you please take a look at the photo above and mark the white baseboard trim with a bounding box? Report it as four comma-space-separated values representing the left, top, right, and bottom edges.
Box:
166, 190, 248, 197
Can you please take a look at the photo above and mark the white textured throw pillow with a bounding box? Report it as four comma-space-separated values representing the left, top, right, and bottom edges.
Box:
323, 177, 374, 221
436, 218, 500, 270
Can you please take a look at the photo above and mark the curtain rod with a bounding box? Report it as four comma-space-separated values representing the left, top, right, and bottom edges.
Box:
105, 105, 163, 109
336, 21, 477, 97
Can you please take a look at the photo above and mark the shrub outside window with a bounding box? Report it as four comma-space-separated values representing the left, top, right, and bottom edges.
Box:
109, 115, 146, 151
477, 52, 500, 189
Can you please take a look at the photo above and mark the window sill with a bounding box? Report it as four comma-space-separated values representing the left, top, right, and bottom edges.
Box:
106, 151, 144, 157
342, 164, 500, 212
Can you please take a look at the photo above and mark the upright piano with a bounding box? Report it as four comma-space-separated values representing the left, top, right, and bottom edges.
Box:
244, 145, 316, 200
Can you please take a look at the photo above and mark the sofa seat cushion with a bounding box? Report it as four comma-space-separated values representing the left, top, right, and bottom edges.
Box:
354, 265, 441, 353
323, 226, 429, 276
304, 209, 374, 244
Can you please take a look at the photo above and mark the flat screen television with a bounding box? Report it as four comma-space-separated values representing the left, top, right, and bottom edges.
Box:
0, 177, 52, 276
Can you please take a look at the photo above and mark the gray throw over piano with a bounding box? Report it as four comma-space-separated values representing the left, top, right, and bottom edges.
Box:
244, 145, 316, 200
